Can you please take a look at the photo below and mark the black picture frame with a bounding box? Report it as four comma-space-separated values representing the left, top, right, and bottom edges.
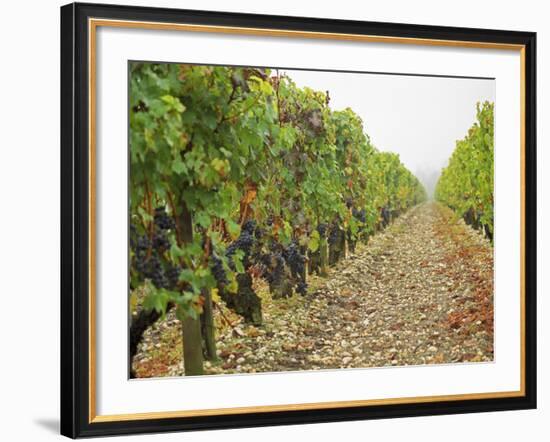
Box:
61, 2, 537, 438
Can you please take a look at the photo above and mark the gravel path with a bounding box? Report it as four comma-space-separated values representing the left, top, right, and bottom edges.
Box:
134, 202, 494, 377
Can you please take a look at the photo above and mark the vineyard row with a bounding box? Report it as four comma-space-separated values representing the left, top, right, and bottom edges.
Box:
129, 63, 427, 375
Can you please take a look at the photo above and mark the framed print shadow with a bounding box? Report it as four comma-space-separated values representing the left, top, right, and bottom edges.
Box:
60, 2, 537, 438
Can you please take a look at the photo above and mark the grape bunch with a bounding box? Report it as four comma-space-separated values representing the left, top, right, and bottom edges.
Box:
131, 241, 168, 289
284, 243, 305, 278
295, 281, 308, 296
316, 223, 327, 238
130, 207, 178, 290
381, 207, 391, 226
284, 242, 307, 295
165, 264, 181, 289
152, 231, 170, 251
254, 225, 265, 240
226, 231, 254, 257
210, 254, 228, 286
135, 233, 150, 255
328, 224, 341, 246
242, 219, 256, 235
226, 223, 255, 268
255, 239, 308, 296
262, 251, 285, 286
352, 208, 366, 223
131, 228, 150, 275
209, 220, 270, 290
145, 255, 167, 288
154, 206, 175, 231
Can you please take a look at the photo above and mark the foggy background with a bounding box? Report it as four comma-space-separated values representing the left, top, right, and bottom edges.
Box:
283, 69, 495, 198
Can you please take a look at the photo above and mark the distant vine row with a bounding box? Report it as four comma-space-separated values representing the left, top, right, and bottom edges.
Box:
435, 101, 494, 240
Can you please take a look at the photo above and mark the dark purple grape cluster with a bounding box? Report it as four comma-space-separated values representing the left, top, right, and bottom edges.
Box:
353, 208, 366, 223
210, 254, 228, 286
381, 207, 391, 226
136, 252, 178, 290
283, 243, 303, 276
152, 231, 170, 251
328, 224, 341, 245
262, 252, 285, 286
132, 247, 168, 289
295, 281, 308, 296
165, 264, 181, 288
130, 209, 178, 290
145, 255, 167, 288
135, 234, 151, 254
258, 240, 307, 295
284, 242, 307, 295
131, 228, 151, 276
226, 227, 255, 269
242, 219, 256, 234
154, 206, 175, 231
316, 223, 327, 237
226, 232, 254, 257
254, 226, 265, 240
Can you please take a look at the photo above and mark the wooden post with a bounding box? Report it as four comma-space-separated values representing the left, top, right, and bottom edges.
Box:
201, 287, 218, 361
182, 316, 204, 375
179, 202, 204, 376
319, 237, 328, 276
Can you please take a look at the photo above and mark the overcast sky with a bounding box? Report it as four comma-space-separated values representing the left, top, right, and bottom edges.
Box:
282, 69, 495, 196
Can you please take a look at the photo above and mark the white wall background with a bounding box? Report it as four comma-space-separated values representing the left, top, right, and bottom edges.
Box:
0, 0, 546, 440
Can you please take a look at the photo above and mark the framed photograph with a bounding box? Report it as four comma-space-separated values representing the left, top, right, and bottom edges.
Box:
60, 2, 536, 438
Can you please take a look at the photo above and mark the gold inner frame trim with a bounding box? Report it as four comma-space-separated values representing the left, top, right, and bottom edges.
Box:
88, 17, 527, 423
